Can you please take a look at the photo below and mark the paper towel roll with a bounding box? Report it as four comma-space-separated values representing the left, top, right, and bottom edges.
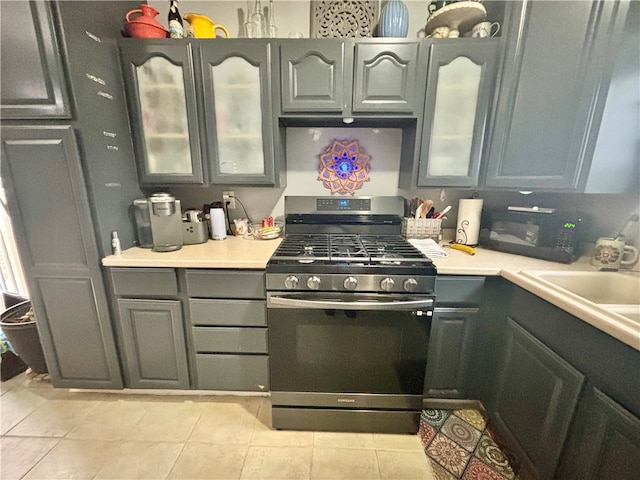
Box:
456, 198, 483, 245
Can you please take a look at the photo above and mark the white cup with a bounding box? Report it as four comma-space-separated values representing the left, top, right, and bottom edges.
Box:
471, 21, 500, 38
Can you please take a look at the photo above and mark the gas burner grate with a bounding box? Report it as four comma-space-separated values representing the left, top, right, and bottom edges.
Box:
270, 234, 330, 261
271, 234, 433, 265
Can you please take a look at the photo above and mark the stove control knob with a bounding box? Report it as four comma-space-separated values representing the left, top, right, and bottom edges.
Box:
380, 277, 395, 292
307, 276, 321, 290
403, 278, 418, 293
284, 275, 299, 290
343, 276, 358, 290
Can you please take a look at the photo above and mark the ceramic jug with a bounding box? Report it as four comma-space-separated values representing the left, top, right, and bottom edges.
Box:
183, 13, 230, 38
124, 4, 167, 38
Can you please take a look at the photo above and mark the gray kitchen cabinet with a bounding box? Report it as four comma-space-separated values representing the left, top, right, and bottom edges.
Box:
416, 40, 499, 187
1, 125, 122, 389
108, 267, 189, 389
120, 41, 204, 185
185, 270, 268, 392
0, 0, 70, 119
558, 387, 640, 480
280, 39, 423, 116
491, 317, 584, 480
120, 39, 280, 186
485, 0, 630, 190
424, 276, 485, 400
424, 308, 478, 399
117, 299, 189, 390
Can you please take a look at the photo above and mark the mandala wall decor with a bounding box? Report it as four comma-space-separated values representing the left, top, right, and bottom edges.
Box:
317, 139, 371, 195
311, 1, 378, 38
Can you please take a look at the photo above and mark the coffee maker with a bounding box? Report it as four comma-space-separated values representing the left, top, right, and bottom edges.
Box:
133, 193, 183, 252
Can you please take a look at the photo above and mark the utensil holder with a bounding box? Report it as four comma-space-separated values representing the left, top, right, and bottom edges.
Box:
402, 218, 442, 241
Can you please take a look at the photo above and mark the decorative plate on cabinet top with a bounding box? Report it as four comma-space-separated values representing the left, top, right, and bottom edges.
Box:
426, 1, 486, 37
312, 0, 378, 38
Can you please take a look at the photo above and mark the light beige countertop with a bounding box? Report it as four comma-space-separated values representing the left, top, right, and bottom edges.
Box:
102, 238, 639, 351
102, 236, 282, 269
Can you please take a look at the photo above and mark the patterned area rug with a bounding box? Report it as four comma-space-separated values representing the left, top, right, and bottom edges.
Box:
419, 408, 524, 480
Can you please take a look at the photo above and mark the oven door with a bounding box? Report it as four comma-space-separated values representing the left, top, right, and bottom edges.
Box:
266, 292, 433, 410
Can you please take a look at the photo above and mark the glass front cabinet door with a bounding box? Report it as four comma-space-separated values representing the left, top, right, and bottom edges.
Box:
418, 41, 499, 187
120, 40, 276, 186
120, 42, 204, 184
198, 40, 276, 184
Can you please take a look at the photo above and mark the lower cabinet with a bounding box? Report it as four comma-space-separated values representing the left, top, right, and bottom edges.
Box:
490, 318, 584, 480
423, 308, 478, 398
185, 270, 269, 392
557, 387, 640, 480
117, 299, 189, 389
108, 267, 189, 389
424, 276, 485, 400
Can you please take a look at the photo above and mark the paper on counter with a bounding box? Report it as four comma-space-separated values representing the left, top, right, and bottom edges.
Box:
409, 238, 448, 258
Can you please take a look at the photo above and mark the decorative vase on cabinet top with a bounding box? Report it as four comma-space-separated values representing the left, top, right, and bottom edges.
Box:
124, 4, 168, 38
379, 0, 409, 37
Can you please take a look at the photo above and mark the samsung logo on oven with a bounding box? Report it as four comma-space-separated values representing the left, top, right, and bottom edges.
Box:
337, 398, 356, 403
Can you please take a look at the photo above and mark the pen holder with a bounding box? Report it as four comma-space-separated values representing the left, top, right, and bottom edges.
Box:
402, 218, 442, 241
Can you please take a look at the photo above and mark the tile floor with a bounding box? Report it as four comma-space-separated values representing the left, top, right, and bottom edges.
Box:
0, 372, 435, 479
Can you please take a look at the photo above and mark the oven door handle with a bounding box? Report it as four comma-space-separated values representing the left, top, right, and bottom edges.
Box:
267, 294, 433, 311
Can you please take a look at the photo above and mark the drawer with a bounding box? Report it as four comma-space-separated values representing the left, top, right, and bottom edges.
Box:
192, 326, 268, 354
185, 270, 265, 299
189, 299, 266, 326
110, 268, 178, 297
195, 354, 269, 391
435, 276, 485, 305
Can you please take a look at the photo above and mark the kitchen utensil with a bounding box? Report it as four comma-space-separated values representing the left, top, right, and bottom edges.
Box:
182, 221, 208, 245
425, 1, 486, 38
591, 237, 639, 270
183, 13, 230, 38
124, 4, 168, 38
148, 193, 183, 252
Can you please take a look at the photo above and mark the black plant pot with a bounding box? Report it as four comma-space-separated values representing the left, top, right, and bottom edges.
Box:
0, 301, 48, 374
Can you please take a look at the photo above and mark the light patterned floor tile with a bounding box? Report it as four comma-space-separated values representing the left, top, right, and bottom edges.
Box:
311, 447, 381, 479
64, 399, 150, 440
6, 398, 99, 437
313, 431, 376, 449
373, 432, 424, 451
127, 400, 201, 442
94, 440, 184, 479
189, 400, 260, 444
1, 389, 49, 435
168, 442, 247, 480
0, 436, 60, 480
377, 450, 436, 479
241, 446, 312, 480
22, 439, 120, 479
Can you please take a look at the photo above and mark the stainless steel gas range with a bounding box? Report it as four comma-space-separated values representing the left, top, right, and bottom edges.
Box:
266, 196, 437, 433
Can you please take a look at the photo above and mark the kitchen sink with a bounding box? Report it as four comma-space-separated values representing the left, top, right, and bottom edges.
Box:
524, 271, 640, 305
520, 270, 640, 324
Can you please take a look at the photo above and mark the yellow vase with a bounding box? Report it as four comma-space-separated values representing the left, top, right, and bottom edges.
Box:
183, 13, 230, 38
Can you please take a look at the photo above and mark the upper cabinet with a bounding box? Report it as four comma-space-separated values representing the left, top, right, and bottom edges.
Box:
485, 0, 630, 190
120, 39, 279, 186
280, 39, 423, 116
417, 40, 499, 187
0, 0, 71, 119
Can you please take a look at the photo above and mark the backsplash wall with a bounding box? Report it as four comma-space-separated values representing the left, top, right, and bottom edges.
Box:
170, 124, 640, 248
